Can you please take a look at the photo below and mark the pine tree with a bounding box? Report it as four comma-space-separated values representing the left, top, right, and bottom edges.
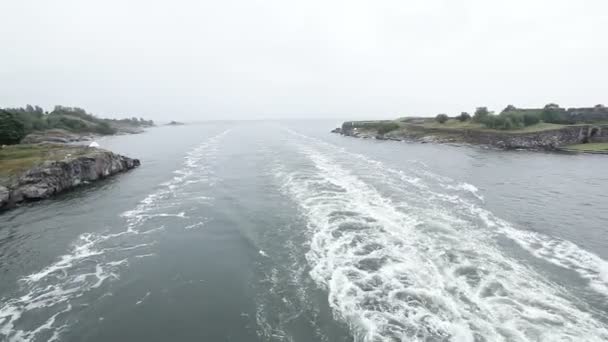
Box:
0, 110, 26, 144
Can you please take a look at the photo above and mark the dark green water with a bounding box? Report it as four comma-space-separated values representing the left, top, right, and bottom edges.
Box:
1, 121, 608, 341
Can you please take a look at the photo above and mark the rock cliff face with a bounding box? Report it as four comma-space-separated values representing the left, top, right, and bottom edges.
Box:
0, 149, 139, 210
337, 121, 608, 150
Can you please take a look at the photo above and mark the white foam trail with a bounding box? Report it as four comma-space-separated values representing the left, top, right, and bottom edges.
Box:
184, 221, 207, 230
275, 136, 608, 341
289, 129, 608, 299
120, 129, 231, 230
373, 152, 608, 299
444, 183, 484, 201
0, 129, 231, 342
134, 253, 156, 259
135, 291, 151, 305
494, 219, 608, 297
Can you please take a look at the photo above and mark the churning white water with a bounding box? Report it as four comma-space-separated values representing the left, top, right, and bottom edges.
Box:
274, 131, 608, 341
1, 123, 607, 342
0, 129, 231, 342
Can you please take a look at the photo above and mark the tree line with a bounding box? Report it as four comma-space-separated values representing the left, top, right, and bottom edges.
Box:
0, 105, 154, 145
435, 104, 607, 130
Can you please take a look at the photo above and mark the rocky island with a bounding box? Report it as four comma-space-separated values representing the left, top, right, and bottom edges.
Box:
0, 105, 155, 145
166, 120, 185, 126
333, 104, 608, 153
0, 144, 140, 210
0, 105, 146, 211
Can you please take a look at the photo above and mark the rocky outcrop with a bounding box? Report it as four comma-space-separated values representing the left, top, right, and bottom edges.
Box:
0, 186, 9, 208
21, 129, 96, 144
339, 121, 608, 150
21, 124, 148, 144
459, 126, 596, 149
1, 149, 139, 210
166, 121, 185, 126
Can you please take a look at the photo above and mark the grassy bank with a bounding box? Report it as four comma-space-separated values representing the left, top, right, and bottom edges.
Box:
411, 119, 566, 133
0, 144, 91, 184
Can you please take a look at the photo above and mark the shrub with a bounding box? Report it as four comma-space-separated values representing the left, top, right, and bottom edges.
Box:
458, 112, 471, 122
541, 108, 569, 124
0, 110, 26, 144
492, 115, 505, 129
473, 107, 490, 122
59, 117, 87, 131
523, 113, 540, 126
94, 121, 117, 135
435, 114, 449, 123
376, 122, 400, 135
504, 112, 524, 128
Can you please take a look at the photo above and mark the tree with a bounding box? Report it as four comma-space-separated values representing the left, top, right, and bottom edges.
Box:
502, 104, 517, 113
541, 103, 568, 123
458, 112, 471, 122
435, 114, 449, 123
473, 107, 490, 122
0, 110, 26, 144
94, 121, 116, 135
523, 113, 540, 126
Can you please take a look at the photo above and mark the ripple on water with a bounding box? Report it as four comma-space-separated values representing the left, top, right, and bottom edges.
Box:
274, 133, 608, 341
0, 130, 231, 341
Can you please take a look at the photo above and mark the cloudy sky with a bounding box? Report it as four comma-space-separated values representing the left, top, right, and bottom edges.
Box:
1, 0, 606, 121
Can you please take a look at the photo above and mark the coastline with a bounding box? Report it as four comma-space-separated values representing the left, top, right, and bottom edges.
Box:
333, 120, 608, 153
20, 125, 149, 144
0, 144, 140, 211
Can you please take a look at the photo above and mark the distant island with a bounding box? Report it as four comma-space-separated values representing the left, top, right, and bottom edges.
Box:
166, 120, 185, 126
0, 105, 145, 211
0, 105, 155, 145
332, 104, 608, 153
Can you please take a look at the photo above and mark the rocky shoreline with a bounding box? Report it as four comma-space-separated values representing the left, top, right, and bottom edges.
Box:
333, 121, 608, 151
0, 146, 140, 211
20, 125, 148, 145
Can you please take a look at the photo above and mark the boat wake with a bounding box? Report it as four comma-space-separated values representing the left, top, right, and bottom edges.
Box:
0, 129, 231, 342
274, 131, 608, 341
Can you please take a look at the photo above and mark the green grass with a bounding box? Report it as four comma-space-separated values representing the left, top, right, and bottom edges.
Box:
499, 122, 566, 133
0, 144, 91, 184
411, 119, 566, 133
562, 143, 608, 153
416, 119, 484, 130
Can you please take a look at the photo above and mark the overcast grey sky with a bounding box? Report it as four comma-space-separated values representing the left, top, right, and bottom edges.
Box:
1, 0, 606, 121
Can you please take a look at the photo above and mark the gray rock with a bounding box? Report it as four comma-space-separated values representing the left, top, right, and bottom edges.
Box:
339, 120, 608, 150
1, 149, 140, 211
21, 129, 94, 144
0, 186, 9, 207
